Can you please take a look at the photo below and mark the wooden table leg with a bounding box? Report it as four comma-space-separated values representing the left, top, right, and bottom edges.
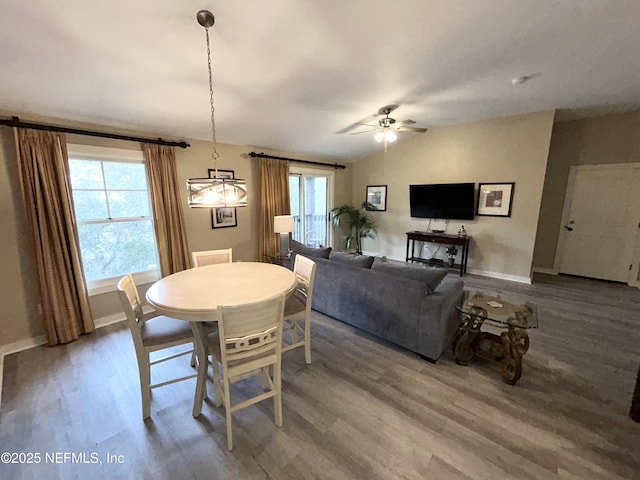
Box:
191, 322, 208, 417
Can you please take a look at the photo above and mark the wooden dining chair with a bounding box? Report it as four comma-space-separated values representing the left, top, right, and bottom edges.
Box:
189, 248, 232, 365
206, 292, 286, 450
282, 254, 316, 364
191, 248, 233, 267
117, 274, 197, 420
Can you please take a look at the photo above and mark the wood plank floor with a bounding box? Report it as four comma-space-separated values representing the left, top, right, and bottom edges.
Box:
1, 273, 639, 479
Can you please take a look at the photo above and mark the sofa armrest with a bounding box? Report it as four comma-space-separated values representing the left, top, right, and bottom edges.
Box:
416, 277, 464, 361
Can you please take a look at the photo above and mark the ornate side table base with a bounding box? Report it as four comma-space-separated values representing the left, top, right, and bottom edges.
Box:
453, 309, 531, 385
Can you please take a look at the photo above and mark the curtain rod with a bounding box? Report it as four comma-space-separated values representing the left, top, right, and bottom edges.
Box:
248, 151, 346, 170
0, 116, 190, 149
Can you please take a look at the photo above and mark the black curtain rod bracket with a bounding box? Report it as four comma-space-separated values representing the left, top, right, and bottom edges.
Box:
0, 116, 190, 149
248, 151, 346, 170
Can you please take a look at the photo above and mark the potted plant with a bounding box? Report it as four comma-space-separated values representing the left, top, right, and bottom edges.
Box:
445, 245, 458, 267
330, 201, 377, 254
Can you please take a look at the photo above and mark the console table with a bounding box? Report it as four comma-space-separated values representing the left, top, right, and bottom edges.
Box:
405, 231, 470, 276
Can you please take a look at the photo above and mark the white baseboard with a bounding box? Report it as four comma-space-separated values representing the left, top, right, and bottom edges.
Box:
532, 267, 559, 275
393, 257, 533, 284
94, 311, 128, 329
467, 268, 532, 285
0, 334, 48, 358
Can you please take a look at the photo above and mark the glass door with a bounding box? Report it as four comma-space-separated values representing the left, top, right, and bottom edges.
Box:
289, 167, 333, 247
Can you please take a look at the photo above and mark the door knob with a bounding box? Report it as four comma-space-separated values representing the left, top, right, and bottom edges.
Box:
563, 225, 573, 231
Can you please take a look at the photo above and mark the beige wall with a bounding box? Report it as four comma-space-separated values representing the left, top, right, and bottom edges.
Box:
0, 113, 351, 348
352, 111, 555, 282
533, 111, 640, 269
0, 124, 42, 345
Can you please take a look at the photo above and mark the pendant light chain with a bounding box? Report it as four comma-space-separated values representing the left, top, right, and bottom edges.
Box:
187, 10, 248, 209
205, 26, 219, 175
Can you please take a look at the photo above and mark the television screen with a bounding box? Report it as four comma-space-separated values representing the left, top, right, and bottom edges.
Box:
409, 183, 475, 220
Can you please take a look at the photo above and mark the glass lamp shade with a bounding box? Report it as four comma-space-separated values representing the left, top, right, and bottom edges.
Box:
374, 130, 398, 143
186, 178, 248, 208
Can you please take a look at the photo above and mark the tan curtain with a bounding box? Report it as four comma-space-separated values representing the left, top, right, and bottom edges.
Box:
14, 128, 94, 345
259, 157, 290, 260
143, 143, 190, 276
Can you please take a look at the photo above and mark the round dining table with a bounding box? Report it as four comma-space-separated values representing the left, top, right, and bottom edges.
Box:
146, 261, 297, 416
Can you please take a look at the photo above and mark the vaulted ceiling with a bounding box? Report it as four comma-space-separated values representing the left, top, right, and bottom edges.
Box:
1, 1, 639, 161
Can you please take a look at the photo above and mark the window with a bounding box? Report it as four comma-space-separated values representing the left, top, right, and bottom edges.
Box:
289, 166, 333, 247
67, 144, 160, 294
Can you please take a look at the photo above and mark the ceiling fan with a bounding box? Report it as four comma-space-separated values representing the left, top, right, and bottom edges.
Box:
350, 105, 428, 152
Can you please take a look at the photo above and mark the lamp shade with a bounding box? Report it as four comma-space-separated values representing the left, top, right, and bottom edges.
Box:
274, 215, 294, 233
186, 177, 248, 208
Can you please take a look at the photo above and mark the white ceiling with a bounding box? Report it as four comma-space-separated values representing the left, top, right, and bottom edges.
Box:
1, 1, 639, 161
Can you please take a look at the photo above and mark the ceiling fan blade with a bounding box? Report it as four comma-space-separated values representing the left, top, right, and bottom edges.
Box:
338, 110, 383, 134
396, 126, 428, 133
349, 129, 378, 135
395, 119, 416, 126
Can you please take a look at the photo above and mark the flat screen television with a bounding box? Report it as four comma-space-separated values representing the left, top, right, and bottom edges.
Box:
409, 182, 475, 220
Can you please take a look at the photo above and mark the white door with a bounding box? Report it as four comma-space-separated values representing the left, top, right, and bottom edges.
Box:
289, 166, 334, 247
556, 164, 640, 282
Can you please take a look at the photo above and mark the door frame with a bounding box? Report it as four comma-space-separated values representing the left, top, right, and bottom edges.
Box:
289, 165, 335, 248
553, 163, 640, 286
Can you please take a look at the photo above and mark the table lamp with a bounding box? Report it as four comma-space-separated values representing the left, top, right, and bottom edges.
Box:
274, 215, 294, 256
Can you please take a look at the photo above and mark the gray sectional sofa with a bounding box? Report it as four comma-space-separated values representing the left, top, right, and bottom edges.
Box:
287, 242, 464, 362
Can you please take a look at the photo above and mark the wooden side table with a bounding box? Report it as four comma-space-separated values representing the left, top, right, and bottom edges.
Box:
453, 291, 538, 385
405, 231, 470, 276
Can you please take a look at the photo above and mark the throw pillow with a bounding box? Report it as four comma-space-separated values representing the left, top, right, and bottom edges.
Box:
371, 258, 447, 293
329, 250, 374, 269
291, 240, 331, 259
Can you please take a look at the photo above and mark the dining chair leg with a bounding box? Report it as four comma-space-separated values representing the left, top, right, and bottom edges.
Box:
274, 361, 283, 427
224, 379, 234, 451
304, 318, 312, 365
140, 356, 152, 420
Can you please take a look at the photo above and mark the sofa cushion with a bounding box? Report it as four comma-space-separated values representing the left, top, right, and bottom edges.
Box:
291, 240, 331, 259
371, 258, 447, 293
329, 251, 375, 269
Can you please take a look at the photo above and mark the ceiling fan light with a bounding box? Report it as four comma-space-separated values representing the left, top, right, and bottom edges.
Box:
386, 130, 398, 142
374, 132, 384, 143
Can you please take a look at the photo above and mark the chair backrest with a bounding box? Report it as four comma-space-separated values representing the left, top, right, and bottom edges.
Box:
292, 254, 316, 313
216, 293, 286, 369
192, 248, 233, 267
117, 274, 145, 351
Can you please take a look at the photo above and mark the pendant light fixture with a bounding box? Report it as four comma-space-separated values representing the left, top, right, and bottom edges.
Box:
186, 10, 248, 208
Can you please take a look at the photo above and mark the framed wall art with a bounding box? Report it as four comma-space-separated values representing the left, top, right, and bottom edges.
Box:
477, 182, 515, 217
208, 169, 238, 228
366, 185, 387, 211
